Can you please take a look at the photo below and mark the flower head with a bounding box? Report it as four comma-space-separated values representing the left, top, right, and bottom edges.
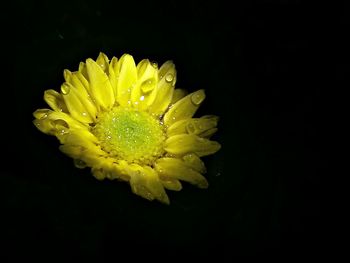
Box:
33, 53, 221, 204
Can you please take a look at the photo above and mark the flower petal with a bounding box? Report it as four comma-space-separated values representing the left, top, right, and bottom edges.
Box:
171, 89, 188, 104
96, 52, 109, 73
33, 109, 87, 137
78, 62, 88, 79
108, 56, 119, 99
64, 70, 97, 120
148, 61, 176, 116
126, 164, 170, 204
130, 59, 158, 110
61, 82, 94, 123
163, 89, 206, 126
159, 176, 182, 191
178, 115, 219, 137
116, 54, 138, 107
86, 58, 115, 110
44, 89, 68, 112
164, 134, 221, 157
155, 158, 208, 188
182, 153, 206, 173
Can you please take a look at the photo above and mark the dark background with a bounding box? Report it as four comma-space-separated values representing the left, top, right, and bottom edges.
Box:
2, 0, 326, 260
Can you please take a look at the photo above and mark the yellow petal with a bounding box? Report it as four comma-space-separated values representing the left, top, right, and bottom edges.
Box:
86, 58, 115, 110
108, 56, 119, 99
59, 129, 105, 164
89, 159, 129, 181
130, 59, 158, 110
64, 70, 98, 120
46, 111, 87, 130
171, 89, 188, 104
44, 89, 68, 112
163, 89, 206, 126
182, 153, 206, 173
166, 119, 188, 137
198, 128, 218, 138
155, 158, 208, 188
78, 62, 88, 80
96, 52, 109, 73
116, 54, 137, 107
148, 61, 176, 116
61, 82, 94, 123
127, 164, 169, 204
165, 134, 221, 157
159, 175, 182, 191
185, 115, 219, 136
33, 109, 86, 136
76, 71, 90, 93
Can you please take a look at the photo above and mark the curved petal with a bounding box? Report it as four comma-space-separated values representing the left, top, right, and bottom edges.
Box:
155, 158, 208, 188
44, 89, 68, 112
163, 89, 206, 126
96, 52, 109, 73
33, 109, 87, 137
64, 70, 97, 119
165, 134, 221, 157
159, 175, 182, 191
130, 59, 158, 110
167, 115, 219, 137
116, 54, 138, 107
148, 61, 176, 116
61, 82, 94, 123
171, 89, 188, 104
108, 56, 119, 99
182, 153, 206, 173
126, 164, 170, 204
89, 158, 130, 182
86, 58, 115, 110
78, 62, 88, 80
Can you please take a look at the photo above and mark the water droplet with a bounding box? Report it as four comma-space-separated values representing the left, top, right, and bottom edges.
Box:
82, 112, 87, 116
61, 84, 71, 95
186, 123, 196, 134
165, 73, 174, 83
191, 90, 205, 105
140, 95, 145, 101
74, 159, 87, 169
151, 61, 158, 68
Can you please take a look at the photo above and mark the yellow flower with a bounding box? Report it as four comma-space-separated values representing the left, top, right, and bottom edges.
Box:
33, 53, 221, 204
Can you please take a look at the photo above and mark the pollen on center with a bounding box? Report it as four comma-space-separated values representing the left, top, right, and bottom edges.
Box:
92, 107, 166, 165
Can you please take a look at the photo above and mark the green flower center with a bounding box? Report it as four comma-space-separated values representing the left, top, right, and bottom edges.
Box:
93, 107, 165, 164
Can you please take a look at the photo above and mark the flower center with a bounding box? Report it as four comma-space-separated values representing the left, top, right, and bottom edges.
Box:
92, 107, 165, 164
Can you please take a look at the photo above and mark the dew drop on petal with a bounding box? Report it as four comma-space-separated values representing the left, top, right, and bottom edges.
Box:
140, 95, 145, 101
191, 91, 205, 105
61, 84, 71, 95
186, 123, 196, 134
165, 73, 174, 83
151, 61, 158, 68
74, 159, 87, 169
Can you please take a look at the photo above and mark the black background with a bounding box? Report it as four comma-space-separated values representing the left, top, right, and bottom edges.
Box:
2, 0, 326, 260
